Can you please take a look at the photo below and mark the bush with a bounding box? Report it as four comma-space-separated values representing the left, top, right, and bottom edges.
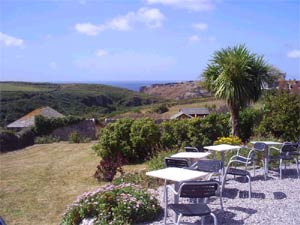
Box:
214, 136, 242, 145
146, 149, 179, 171
129, 118, 161, 162
151, 104, 169, 114
35, 135, 60, 144
68, 131, 82, 143
256, 91, 300, 141
188, 113, 230, 148
94, 153, 126, 182
93, 118, 133, 160
113, 171, 163, 189
160, 119, 191, 149
239, 108, 262, 142
61, 183, 161, 225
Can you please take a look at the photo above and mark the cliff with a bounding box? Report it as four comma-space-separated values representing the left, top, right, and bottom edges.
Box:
139, 81, 211, 100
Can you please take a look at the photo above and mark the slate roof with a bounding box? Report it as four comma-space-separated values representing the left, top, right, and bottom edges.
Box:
7, 106, 64, 128
180, 108, 209, 115
170, 111, 193, 120
170, 108, 209, 119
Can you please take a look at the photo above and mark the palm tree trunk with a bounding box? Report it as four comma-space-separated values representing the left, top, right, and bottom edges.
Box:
230, 106, 240, 137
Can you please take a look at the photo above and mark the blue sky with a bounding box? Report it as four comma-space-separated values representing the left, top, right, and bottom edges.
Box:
0, 0, 299, 82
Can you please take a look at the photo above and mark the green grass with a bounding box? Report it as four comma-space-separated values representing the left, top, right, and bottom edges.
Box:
0, 82, 57, 92
0, 143, 105, 225
0, 142, 148, 225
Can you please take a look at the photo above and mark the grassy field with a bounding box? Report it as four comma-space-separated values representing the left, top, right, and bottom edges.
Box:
0, 142, 146, 225
0, 82, 57, 92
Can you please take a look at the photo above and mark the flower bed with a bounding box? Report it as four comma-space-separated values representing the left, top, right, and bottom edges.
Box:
61, 183, 161, 225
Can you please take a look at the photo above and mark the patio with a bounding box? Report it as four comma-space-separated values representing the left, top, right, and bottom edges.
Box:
143, 165, 300, 225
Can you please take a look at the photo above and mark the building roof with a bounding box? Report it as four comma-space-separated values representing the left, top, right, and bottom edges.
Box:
180, 108, 209, 115
7, 106, 64, 128
170, 111, 193, 120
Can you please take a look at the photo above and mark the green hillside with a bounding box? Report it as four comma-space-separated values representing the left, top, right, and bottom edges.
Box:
0, 82, 163, 127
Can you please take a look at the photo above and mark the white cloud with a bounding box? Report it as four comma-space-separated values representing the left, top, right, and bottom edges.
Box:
74, 7, 165, 35
74, 23, 104, 36
188, 35, 216, 43
146, 0, 216, 11
0, 32, 24, 47
287, 49, 300, 59
95, 49, 108, 57
49, 61, 58, 70
137, 7, 165, 28
189, 35, 200, 42
192, 23, 208, 31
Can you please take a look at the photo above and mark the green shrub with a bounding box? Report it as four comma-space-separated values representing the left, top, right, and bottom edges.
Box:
239, 108, 262, 142
113, 171, 163, 189
61, 184, 161, 225
188, 113, 230, 148
129, 118, 161, 162
160, 119, 191, 149
146, 149, 179, 171
151, 104, 169, 114
256, 90, 300, 141
68, 131, 82, 143
93, 118, 133, 160
35, 135, 60, 144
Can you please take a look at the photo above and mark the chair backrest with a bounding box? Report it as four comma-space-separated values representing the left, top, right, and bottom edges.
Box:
165, 157, 189, 168
179, 181, 219, 198
195, 159, 223, 173
253, 142, 268, 152
281, 142, 297, 153
184, 146, 200, 152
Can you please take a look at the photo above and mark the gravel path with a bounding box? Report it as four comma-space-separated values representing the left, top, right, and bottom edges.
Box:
142, 165, 300, 225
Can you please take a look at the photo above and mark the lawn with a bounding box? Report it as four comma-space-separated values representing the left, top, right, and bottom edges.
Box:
0, 142, 145, 225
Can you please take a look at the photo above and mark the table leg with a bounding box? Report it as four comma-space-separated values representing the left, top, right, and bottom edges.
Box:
221, 152, 225, 175
164, 180, 167, 225
174, 182, 179, 222
264, 146, 269, 180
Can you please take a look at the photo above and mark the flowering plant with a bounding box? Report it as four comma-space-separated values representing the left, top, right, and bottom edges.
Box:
61, 183, 161, 225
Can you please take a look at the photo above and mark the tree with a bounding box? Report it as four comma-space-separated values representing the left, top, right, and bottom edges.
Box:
202, 44, 270, 136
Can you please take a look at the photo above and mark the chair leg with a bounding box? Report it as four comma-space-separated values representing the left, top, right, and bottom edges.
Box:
201, 216, 205, 225
247, 174, 252, 199
176, 214, 182, 225
253, 160, 256, 177
261, 160, 266, 180
280, 159, 283, 179
164, 184, 168, 225
210, 212, 218, 225
295, 158, 300, 179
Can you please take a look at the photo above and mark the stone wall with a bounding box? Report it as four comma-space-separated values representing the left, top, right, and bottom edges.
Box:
0, 128, 35, 152
51, 119, 96, 141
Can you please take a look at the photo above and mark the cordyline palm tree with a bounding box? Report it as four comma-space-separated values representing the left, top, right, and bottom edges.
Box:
202, 44, 270, 137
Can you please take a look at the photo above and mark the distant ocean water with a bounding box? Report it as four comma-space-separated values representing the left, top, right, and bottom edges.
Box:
86, 80, 180, 92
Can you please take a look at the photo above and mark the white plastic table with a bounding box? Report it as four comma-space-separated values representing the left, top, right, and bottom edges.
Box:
251, 141, 283, 177
170, 152, 211, 159
204, 144, 241, 174
146, 167, 209, 224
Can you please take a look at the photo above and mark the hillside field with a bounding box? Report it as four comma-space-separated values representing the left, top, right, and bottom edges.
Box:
0, 142, 147, 225
0, 82, 162, 127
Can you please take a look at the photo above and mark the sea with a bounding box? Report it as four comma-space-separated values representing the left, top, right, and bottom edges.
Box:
80, 80, 182, 92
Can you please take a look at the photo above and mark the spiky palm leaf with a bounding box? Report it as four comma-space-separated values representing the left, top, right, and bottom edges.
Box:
202, 44, 270, 136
